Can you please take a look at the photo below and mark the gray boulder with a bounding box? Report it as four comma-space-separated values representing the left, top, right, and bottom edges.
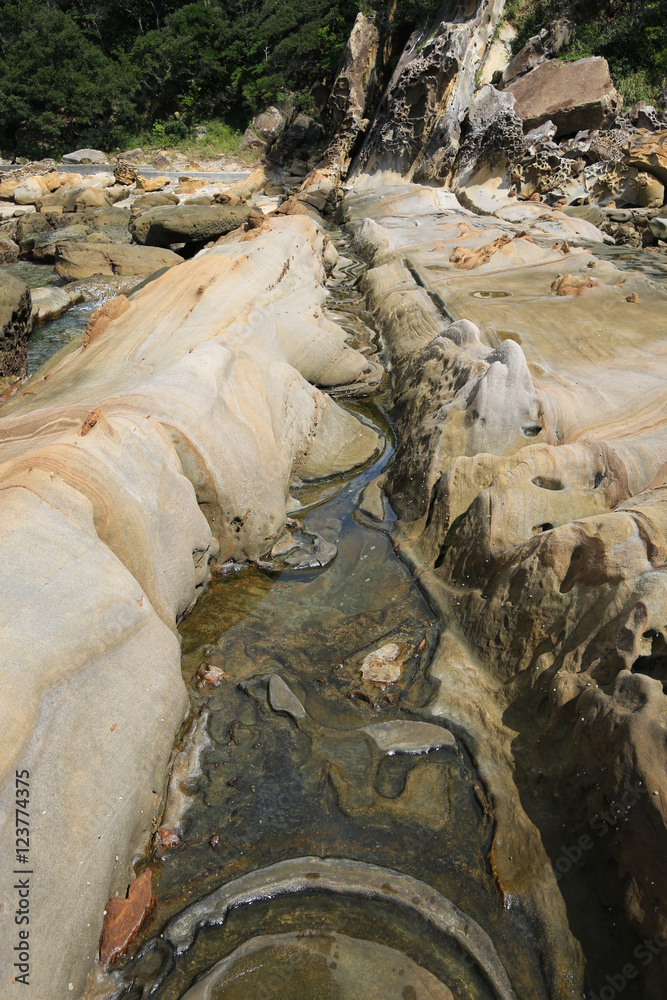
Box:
0, 272, 32, 377
62, 148, 108, 165
505, 57, 622, 137
21, 223, 92, 263
241, 106, 288, 151
30, 286, 74, 324
130, 205, 250, 247
116, 147, 146, 163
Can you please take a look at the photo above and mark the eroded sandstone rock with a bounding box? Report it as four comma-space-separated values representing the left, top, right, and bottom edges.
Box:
0, 216, 379, 997
345, 179, 667, 996
129, 204, 250, 247
0, 272, 32, 377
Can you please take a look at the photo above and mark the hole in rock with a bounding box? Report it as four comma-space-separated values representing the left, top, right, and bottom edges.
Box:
593, 472, 604, 488
632, 631, 667, 692
470, 290, 512, 298
531, 476, 564, 491
532, 523, 554, 534
522, 424, 542, 437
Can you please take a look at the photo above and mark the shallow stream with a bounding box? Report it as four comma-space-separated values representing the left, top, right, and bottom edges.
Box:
72, 237, 562, 1000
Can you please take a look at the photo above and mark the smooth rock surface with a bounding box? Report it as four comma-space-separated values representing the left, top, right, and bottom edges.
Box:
506, 57, 622, 136
54, 242, 184, 280
62, 148, 109, 164
129, 204, 250, 246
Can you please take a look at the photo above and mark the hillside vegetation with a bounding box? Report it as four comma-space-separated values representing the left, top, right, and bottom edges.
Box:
1, 0, 664, 159
504, 0, 667, 107
0, 0, 439, 158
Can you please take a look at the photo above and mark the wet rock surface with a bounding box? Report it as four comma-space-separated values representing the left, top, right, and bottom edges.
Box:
343, 179, 667, 999
0, 216, 379, 998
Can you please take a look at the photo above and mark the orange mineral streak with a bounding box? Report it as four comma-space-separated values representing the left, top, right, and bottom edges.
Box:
99, 869, 155, 968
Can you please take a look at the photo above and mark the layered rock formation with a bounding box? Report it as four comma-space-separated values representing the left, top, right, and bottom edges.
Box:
0, 215, 379, 998
344, 177, 667, 997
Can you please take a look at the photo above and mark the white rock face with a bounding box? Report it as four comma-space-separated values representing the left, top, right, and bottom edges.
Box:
0, 215, 378, 998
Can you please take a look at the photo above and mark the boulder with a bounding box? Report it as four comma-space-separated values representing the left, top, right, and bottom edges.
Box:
130, 205, 251, 247
21, 223, 92, 263
585, 161, 665, 208
624, 130, 667, 185
30, 285, 74, 323
13, 170, 61, 205
505, 57, 622, 137
54, 243, 183, 281
135, 174, 170, 192
131, 193, 180, 216
152, 155, 172, 170
502, 19, 573, 85
243, 106, 288, 149
62, 148, 108, 164
114, 161, 138, 185
0, 272, 32, 376
116, 147, 146, 163
0, 235, 19, 264
649, 217, 667, 240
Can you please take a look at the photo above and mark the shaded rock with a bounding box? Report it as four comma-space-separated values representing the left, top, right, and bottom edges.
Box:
622, 100, 662, 131
99, 870, 155, 968
152, 154, 171, 170
325, 11, 381, 179
502, 18, 573, 85
506, 57, 622, 137
78, 207, 132, 233
452, 85, 524, 189
84, 295, 131, 348
21, 223, 92, 262
130, 205, 250, 247
136, 174, 170, 192
624, 129, 667, 185
243, 106, 287, 149
62, 148, 108, 165
55, 242, 183, 281
114, 160, 138, 185
30, 285, 75, 323
0, 272, 32, 376
585, 160, 665, 208
15, 212, 52, 243
0, 235, 19, 264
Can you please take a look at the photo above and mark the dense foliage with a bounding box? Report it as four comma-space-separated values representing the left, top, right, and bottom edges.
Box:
0, 0, 440, 156
504, 0, 667, 107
